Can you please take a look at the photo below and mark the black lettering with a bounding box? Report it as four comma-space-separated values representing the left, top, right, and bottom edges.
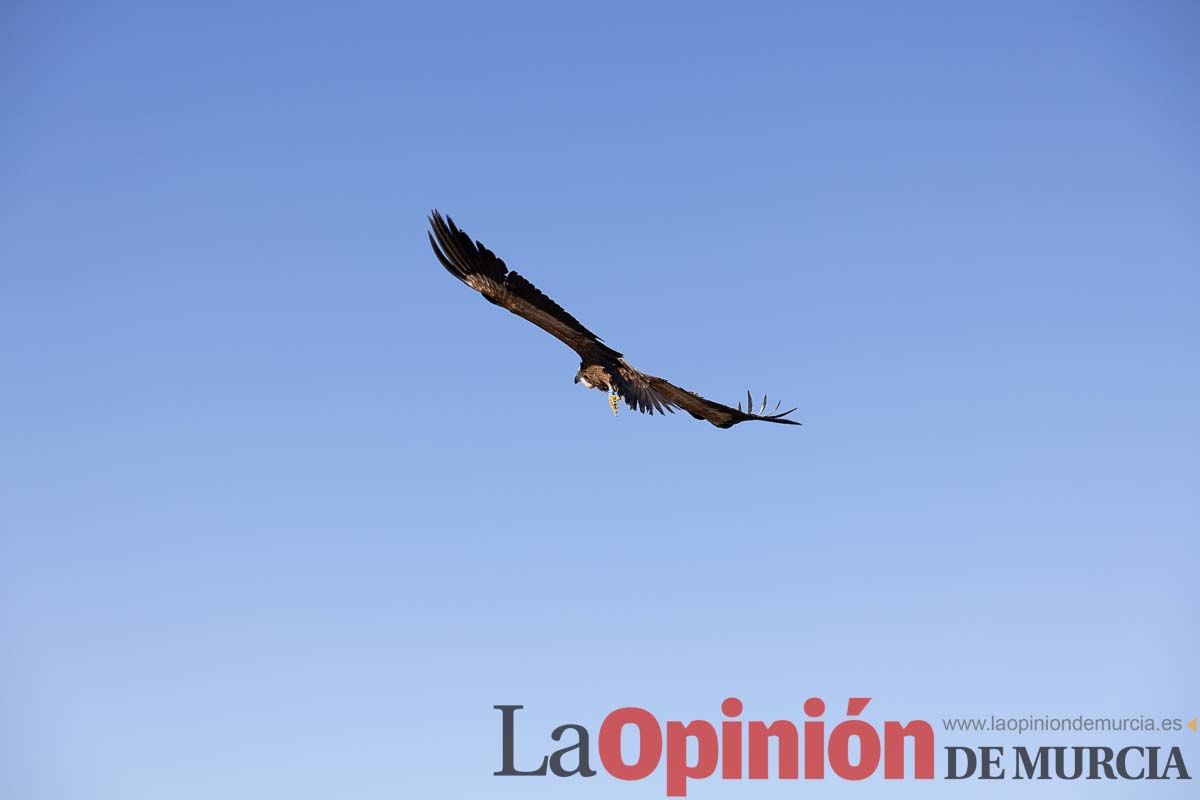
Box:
549, 724, 596, 777
494, 705, 549, 776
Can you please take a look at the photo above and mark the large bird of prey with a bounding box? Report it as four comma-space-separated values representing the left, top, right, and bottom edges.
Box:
427, 211, 799, 429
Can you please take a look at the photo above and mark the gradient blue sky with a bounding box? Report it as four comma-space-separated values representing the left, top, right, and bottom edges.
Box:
2, 2, 1197, 798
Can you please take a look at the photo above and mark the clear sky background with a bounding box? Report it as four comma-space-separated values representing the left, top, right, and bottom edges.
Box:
2, 1, 1197, 798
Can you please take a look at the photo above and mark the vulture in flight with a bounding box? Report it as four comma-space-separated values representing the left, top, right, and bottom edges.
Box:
427, 211, 799, 429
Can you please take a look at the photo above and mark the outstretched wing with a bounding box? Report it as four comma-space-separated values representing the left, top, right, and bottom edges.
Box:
427, 211, 620, 362
613, 363, 799, 429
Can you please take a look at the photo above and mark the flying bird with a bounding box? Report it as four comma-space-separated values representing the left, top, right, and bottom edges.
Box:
427, 211, 799, 429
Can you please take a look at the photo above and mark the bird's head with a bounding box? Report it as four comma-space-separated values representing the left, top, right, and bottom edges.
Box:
573, 367, 593, 389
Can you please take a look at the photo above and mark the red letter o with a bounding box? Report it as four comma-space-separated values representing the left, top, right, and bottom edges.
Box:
599, 707, 663, 780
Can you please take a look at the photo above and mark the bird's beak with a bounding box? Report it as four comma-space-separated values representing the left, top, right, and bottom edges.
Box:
573, 375, 579, 384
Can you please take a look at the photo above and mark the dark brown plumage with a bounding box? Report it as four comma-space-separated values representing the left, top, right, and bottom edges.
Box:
427, 211, 799, 429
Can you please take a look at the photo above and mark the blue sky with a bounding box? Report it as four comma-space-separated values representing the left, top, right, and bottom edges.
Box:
2, 2, 1197, 797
